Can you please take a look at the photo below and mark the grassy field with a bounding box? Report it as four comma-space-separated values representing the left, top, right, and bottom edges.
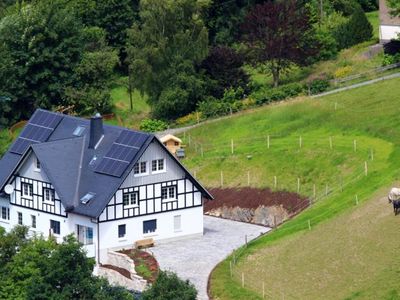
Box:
107, 79, 151, 129
179, 77, 400, 299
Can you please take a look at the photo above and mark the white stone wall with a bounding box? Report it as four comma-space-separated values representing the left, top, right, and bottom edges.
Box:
94, 266, 147, 292
380, 25, 400, 42
98, 206, 204, 263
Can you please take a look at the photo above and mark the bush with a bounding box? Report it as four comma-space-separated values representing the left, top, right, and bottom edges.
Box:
139, 119, 168, 133
382, 53, 400, 66
175, 112, 203, 126
333, 7, 373, 50
383, 40, 400, 55
250, 83, 304, 105
334, 66, 353, 78
197, 98, 231, 118
307, 79, 330, 95
142, 271, 197, 300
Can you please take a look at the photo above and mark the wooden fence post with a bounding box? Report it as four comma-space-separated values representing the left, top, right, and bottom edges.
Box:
220, 171, 224, 187
247, 171, 250, 186
370, 149, 374, 161
267, 135, 270, 149
365, 161, 368, 176
354, 140, 357, 152
308, 220, 311, 230
231, 139, 234, 155
299, 136, 302, 148
297, 177, 300, 193
274, 176, 277, 189
355, 194, 359, 205
313, 184, 316, 200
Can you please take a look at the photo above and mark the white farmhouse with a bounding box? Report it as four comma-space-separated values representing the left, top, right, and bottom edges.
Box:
0, 109, 212, 263
380, 0, 400, 43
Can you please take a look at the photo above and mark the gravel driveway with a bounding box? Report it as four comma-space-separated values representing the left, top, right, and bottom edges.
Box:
151, 216, 270, 300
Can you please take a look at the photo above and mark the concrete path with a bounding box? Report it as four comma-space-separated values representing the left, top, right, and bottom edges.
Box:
151, 216, 270, 300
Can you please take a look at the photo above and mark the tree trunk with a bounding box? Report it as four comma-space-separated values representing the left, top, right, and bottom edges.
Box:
272, 66, 280, 88
128, 69, 133, 111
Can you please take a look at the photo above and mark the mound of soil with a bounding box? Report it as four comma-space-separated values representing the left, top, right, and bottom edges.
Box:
101, 264, 131, 279
205, 187, 309, 227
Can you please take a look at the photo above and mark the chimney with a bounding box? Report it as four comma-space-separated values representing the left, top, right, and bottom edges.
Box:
89, 113, 103, 149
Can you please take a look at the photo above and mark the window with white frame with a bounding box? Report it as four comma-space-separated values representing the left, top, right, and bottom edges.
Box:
151, 159, 165, 173
22, 183, 33, 198
77, 225, 93, 245
134, 161, 147, 175
18, 212, 23, 225
50, 220, 60, 235
161, 186, 176, 201
123, 191, 138, 207
43, 188, 55, 202
31, 215, 36, 228
1, 206, 9, 221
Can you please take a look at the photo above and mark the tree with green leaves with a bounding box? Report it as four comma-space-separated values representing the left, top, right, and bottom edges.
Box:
0, 0, 84, 123
333, 6, 373, 49
65, 27, 118, 115
387, 0, 400, 17
0, 229, 134, 300
126, 0, 209, 120
142, 270, 197, 300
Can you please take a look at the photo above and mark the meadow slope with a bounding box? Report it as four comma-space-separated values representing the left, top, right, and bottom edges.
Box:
179, 77, 400, 299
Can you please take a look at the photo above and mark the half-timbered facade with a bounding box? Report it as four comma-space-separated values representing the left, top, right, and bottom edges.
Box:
0, 109, 212, 263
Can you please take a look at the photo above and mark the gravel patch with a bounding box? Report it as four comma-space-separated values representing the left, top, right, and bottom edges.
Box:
151, 216, 270, 300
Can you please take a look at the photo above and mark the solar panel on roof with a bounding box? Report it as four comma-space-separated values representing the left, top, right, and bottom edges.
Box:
30, 110, 63, 129
95, 130, 149, 177
95, 157, 130, 177
9, 110, 63, 155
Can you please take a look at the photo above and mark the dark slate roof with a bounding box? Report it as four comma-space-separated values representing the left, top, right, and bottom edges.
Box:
0, 109, 212, 218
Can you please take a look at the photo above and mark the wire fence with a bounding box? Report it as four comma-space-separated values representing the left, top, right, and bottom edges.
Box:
218, 167, 396, 299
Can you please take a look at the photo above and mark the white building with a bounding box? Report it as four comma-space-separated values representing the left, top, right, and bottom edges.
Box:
0, 109, 212, 263
379, 0, 400, 43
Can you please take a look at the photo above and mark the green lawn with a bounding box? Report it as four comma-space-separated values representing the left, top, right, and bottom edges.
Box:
180, 78, 400, 299
107, 79, 151, 129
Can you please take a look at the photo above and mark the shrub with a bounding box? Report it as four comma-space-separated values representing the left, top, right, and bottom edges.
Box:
334, 66, 353, 78
197, 98, 231, 118
307, 79, 330, 95
382, 53, 400, 66
175, 112, 203, 126
383, 40, 400, 55
139, 119, 168, 133
142, 271, 197, 300
250, 83, 304, 105
333, 7, 373, 50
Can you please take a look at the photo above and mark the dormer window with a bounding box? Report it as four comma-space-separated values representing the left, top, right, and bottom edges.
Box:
73, 125, 86, 136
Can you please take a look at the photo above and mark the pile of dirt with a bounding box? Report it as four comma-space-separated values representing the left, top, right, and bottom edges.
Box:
205, 187, 309, 227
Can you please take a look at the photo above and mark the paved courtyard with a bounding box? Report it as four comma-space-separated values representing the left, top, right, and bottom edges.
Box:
151, 216, 270, 300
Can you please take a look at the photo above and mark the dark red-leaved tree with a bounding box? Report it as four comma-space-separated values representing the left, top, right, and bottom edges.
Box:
241, 0, 319, 87
200, 46, 249, 98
